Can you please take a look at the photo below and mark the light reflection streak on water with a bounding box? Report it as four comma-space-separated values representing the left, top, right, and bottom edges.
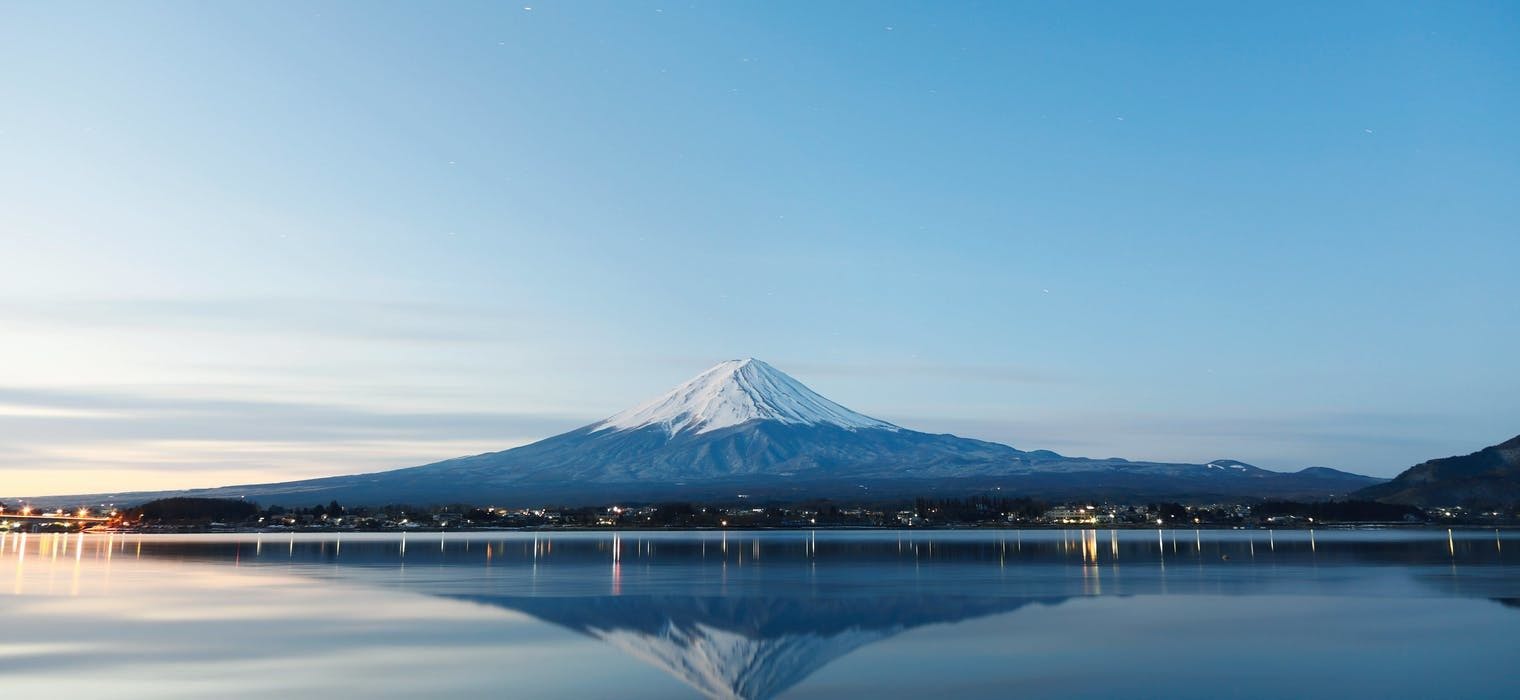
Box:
1081, 530, 1101, 596
12, 533, 26, 594
71, 534, 83, 596
610, 534, 624, 595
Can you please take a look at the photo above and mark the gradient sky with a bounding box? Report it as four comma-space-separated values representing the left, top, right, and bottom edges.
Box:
2, 1, 1517, 495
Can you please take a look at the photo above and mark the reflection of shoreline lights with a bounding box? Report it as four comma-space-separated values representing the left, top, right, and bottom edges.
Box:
10, 530, 1513, 571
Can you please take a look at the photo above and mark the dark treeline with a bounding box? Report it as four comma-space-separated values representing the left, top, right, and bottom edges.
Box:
264, 500, 346, 518
99, 495, 1471, 529
127, 497, 259, 523
1255, 500, 1422, 522
915, 496, 1047, 523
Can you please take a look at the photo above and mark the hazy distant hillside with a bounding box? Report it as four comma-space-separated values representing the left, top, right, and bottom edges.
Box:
1358, 435, 1520, 507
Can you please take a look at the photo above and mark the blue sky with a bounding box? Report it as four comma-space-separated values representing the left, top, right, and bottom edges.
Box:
2, 1, 1517, 494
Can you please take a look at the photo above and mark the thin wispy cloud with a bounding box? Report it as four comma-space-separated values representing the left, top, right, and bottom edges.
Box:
0, 386, 589, 443
896, 411, 1479, 474
0, 385, 594, 495
0, 299, 520, 343
780, 360, 1069, 385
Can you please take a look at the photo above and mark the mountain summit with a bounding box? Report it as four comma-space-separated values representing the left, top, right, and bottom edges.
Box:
11, 359, 1386, 507
595, 358, 897, 436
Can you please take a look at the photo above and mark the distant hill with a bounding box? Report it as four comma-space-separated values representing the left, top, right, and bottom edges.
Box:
1357, 435, 1520, 507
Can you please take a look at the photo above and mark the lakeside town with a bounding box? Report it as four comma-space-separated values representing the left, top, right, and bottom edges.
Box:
2, 496, 1513, 534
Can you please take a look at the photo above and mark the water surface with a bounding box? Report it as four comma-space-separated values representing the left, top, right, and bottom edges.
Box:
3, 529, 1516, 698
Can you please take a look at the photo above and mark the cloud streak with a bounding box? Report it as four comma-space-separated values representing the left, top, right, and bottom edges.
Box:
0, 386, 590, 444
651, 356, 1070, 386
0, 385, 596, 495
0, 298, 522, 343
893, 410, 1475, 476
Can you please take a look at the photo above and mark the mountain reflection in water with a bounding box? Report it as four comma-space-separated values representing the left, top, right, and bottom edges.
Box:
458, 595, 1065, 700
4, 529, 1519, 699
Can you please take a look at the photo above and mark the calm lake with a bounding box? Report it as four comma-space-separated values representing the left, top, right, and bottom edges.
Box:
2, 529, 1516, 698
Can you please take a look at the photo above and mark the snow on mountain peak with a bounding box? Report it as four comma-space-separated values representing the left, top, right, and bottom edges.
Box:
593, 358, 898, 436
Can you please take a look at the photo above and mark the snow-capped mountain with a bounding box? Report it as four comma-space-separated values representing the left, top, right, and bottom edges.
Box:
401, 358, 1015, 487
594, 358, 897, 435
14, 358, 1386, 507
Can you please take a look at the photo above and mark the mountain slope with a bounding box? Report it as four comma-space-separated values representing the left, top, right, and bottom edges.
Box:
1357, 435, 1520, 506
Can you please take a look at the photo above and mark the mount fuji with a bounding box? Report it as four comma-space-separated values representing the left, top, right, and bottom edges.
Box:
16, 358, 1384, 506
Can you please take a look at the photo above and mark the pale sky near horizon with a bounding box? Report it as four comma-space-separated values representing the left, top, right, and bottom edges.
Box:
2, 1, 1518, 496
